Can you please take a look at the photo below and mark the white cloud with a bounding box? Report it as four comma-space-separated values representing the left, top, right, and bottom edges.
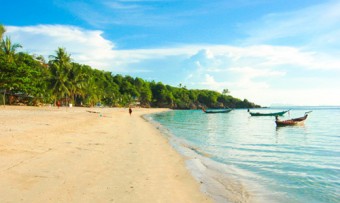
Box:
201, 74, 231, 91
6, 25, 115, 69
61, 0, 183, 27
104, 2, 142, 10
229, 66, 285, 80
236, 88, 340, 107
5, 24, 340, 106
243, 1, 340, 45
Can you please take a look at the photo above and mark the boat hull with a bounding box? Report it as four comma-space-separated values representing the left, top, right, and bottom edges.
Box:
275, 115, 308, 127
204, 109, 232, 113
275, 120, 305, 126
249, 110, 289, 116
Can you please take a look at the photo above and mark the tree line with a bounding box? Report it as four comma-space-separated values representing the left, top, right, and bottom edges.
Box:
0, 25, 260, 109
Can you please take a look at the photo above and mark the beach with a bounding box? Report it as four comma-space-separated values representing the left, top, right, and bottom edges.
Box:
0, 106, 212, 203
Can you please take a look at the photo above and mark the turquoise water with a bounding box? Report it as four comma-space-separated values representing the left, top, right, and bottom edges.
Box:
146, 107, 340, 203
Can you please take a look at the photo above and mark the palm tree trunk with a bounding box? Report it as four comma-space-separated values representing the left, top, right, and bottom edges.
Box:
3, 90, 5, 106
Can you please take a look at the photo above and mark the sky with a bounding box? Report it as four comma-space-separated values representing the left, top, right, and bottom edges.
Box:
1, 0, 340, 106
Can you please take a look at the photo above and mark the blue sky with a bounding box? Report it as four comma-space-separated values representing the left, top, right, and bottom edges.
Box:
1, 0, 340, 106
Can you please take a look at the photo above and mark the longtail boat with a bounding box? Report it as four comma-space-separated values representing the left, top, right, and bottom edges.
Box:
202, 108, 232, 114
248, 109, 290, 116
275, 111, 312, 127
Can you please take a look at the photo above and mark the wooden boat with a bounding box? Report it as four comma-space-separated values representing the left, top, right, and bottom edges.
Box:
202, 108, 232, 114
248, 109, 290, 116
275, 111, 312, 127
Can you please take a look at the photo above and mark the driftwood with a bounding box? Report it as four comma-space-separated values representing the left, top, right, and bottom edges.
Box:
86, 110, 100, 114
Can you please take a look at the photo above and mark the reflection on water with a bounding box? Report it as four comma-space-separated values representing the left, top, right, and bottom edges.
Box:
150, 107, 340, 203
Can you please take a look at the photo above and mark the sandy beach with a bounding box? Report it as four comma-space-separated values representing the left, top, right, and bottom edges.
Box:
0, 106, 212, 203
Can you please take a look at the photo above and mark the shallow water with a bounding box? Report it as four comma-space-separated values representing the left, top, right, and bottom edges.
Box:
146, 107, 340, 203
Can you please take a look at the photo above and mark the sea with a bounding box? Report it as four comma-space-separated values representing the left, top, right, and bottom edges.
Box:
144, 107, 340, 203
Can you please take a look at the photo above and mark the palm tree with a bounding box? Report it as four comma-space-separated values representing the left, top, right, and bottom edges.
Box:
1, 36, 22, 62
48, 47, 72, 105
0, 35, 22, 106
0, 24, 5, 40
49, 62, 71, 103
69, 63, 87, 105
49, 47, 72, 70
222, 88, 230, 95
84, 74, 100, 107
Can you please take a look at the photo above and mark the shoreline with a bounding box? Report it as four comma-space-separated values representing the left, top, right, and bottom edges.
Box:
145, 109, 268, 203
0, 106, 212, 202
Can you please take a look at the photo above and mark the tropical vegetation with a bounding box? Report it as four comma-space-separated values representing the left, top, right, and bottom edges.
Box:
0, 24, 260, 109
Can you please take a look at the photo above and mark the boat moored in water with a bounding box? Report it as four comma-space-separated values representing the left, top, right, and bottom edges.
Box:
248, 109, 290, 116
202, 108, 232, 114
275, 111, 312, 126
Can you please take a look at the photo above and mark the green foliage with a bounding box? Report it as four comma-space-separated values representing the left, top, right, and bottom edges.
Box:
1, 36, 22, 62
0, 24, 5, 40
0, 50, 49, 105
0, 25, 260, 108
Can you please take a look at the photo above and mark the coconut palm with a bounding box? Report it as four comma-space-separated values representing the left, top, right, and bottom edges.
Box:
48, 48, 73, 104
49, 47, 71, 69
1, 36, 22, 62
69, 63, 88, 105
0, 35, 22, 105
49, 62, 71, 102
0, 24, 5, 40
83, 74, 100, 107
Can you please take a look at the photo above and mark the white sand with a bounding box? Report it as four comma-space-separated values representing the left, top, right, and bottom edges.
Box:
0, 106, 212, 203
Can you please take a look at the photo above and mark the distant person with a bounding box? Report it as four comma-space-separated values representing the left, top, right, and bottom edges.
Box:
129, 107, 132, 116
57, 100, 61, 108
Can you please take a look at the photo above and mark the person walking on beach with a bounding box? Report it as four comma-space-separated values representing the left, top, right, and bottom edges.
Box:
129, 107, 132, 116
56, 100, 61, 109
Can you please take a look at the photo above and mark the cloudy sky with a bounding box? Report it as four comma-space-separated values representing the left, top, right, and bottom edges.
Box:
2, 0, 340, 106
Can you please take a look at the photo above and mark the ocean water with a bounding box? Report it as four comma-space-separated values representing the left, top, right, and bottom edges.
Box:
145, 107, 340, 203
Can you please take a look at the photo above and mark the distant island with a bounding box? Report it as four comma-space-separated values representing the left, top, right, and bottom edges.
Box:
0, 24, 260, 109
